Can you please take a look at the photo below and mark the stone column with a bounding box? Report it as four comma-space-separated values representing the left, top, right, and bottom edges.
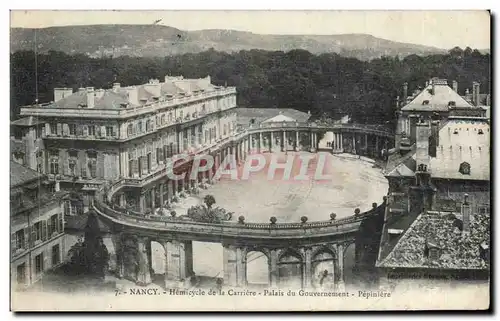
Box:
365, 134, 368, 154
295, 131, 299, 151
259, 132, 263, 153
113, 234, 124, 278
352, 133, 356, 154
159, 183, 164, 208
139, 192, 146, 213
282, 130, 286, 151
337, 243, 345, 291
309, 131, 314, 152
119, 193, 126, 207
269, 249, 279, 288
249, 134, 254, 152
375, 136, 379, 156
164, 240, 190, 287
303, 247, 312, 289
270, 131, 274, 152
136, 237, 152, 286
150, 187, 155, 210
339, 133, 343, 151
223, 244, 247, 287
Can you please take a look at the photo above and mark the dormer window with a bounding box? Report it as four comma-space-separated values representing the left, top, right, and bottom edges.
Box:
448, 101, 456, 107
422, 100, 430, 105
424, 241, 441, 261
478, 129, 484, 135
459, 162, 471, 175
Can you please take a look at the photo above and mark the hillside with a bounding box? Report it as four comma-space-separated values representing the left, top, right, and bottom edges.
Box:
10, 24, 446, 61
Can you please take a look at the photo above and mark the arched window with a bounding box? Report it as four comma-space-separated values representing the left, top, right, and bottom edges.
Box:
459, 162, 471, 175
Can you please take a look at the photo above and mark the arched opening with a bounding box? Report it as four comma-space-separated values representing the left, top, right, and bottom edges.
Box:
343, 242, 357, 287
150, 240, 166, 286
278, 249, 303, 289
311, 248, 336, 289
246, 250, 269, 287
121, 235, 139, 282
192, 241, 223, 283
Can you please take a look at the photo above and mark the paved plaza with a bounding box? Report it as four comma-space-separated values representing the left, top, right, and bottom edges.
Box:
150, 152, 388, 284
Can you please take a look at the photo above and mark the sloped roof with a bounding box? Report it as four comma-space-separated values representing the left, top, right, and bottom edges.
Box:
384, 145, 417, 177
52, 90, 129, 109
11, 116, 45, 127
377, 210, 490, 270
10, 161, 41, 187
402, 80, 476, 112
235, 108, 311, 127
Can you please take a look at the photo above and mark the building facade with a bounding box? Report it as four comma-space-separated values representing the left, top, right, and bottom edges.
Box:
10, 161, 67, 290
377, 77, 490, 288
15, 75, 238, 213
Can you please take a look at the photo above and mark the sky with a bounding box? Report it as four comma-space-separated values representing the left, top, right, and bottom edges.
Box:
10, 10, 491, 50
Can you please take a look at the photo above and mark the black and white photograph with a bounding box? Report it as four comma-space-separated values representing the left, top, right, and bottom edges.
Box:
8, 9, 491, 311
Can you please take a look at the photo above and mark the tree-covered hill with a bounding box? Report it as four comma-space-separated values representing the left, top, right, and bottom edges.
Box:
11, 24, 446, 61
10, 47, 490, 125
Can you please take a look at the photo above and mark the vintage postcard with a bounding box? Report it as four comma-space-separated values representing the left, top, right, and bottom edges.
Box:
9, 10, 491, 311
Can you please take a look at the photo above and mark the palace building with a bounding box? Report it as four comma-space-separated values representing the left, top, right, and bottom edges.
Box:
12, 75, 238, 213
10, 161, 67, 289
377, 78, 490, 288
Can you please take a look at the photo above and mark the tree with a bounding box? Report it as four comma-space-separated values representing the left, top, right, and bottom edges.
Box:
204, 195, 216, 209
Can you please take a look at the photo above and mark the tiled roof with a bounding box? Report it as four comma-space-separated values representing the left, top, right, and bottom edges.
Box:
235, 108, 311, 127
10, 161, 41, 187
11, 116, 45, 127
65, 211, 111, 232
43, 77, 218, 109
53, 90, 130, 109
384, 145, 417, 177
377, 210, 490, 270
401, 81, 476, 112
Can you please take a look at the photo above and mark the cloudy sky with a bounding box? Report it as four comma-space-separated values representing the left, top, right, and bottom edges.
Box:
10, 10, 490, 49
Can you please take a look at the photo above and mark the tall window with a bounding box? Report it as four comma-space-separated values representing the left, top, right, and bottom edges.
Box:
16, 263, 26, 285
127, 123, 133, 136
15, 230, 25, 250
52, 244, 60, 266
88, 125, 96, 136
87, 152, 97, 178
106, 126, 115, 137
33, 221, 42, 243
50, 123, 57, 135
69, 124, 77, 136
138, 121, 143, 133
49, 156, 59, 175
35, 253, 44, 274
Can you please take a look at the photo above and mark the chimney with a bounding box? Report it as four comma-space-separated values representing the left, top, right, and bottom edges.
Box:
54, 88, 73, 102
112, 83, 121, 92
402, 82, 408, 105
86, 87, 95, 108
95, 89, 105, 100
429, 120, 440, 157
416, 118, 430, 169
126, 86, 139, 106
431, 79, 436, 95
461, 193, 471, 234
452, 80, 458, 93
144, 79, 161, 97
472, 81, 481, 106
